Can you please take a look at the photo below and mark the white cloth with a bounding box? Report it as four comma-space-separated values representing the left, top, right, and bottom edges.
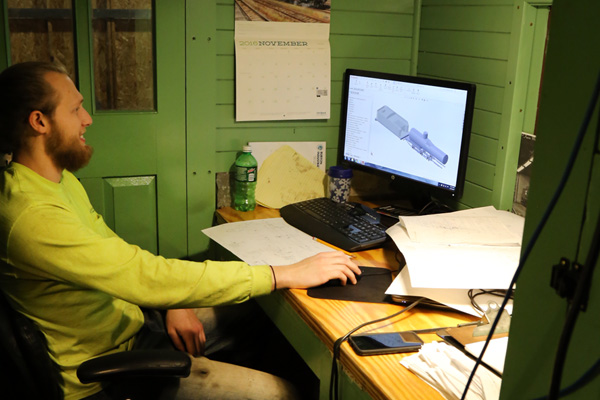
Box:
401, 342, 501, 400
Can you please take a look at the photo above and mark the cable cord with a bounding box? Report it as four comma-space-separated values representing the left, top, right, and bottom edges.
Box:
532, 358, 600, 400
460, 69, 600, 400
329, 298, 424, 400
548, 210, 600, 399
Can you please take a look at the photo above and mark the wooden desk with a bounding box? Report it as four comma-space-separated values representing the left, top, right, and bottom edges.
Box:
215, 206, 478, 400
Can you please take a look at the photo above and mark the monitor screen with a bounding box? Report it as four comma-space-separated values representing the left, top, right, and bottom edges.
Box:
339, 69, 476, 205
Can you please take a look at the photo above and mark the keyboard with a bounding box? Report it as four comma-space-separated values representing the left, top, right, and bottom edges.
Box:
279, 197, 388, 252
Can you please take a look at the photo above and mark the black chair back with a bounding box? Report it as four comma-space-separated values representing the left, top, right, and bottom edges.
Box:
0, 292, 63, 400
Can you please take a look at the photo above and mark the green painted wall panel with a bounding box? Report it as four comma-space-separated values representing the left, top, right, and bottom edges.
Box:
331, 35, 412, 59
460, 181, 493, 208
331, 11, 413, 37
216, 3, 234, 30
421, 5, 513, 32
331, 58, 411, 78
423, 0, 513, 7
474, 84, 505, 114
465, 158, 495, 189
418, 53, 508, 87
334, 0, 414, 13
104, 177, 158, 255
468, 134, 499, 165
216, 54, 234, 78
501, 1, 600, 398
471, 109, 502, 140
419, 30, 511, 59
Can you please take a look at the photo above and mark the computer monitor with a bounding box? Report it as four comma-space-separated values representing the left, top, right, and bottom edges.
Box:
339, 69, 476, 211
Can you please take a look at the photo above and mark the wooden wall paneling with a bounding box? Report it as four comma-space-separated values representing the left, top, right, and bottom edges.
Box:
491, 2, 545, 210
212, 0, 418, 177
331, 58, 412, 78
330, 11, 413, 37
103, 176, 158, 255
420, 4, 513, 32
469, 134, 499, 165
418, 0, 516, 210
465, 158, 495, 189
418, 53, 508, 87
460, 181, 493, 208
472, 109, 502, 140
186, 0, 218, 257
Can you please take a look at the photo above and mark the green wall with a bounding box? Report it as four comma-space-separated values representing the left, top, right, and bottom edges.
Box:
418, 0, 551, 210
185, 0, 421, 257
501, 0, 600, 397
185, 0, 552, 257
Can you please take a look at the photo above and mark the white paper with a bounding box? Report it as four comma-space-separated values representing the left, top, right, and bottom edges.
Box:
401, 342, 501, 400
385, 267, 513, 317
465, 337, 509, 374
202, 218, 333, 266
399, 215, 521, 245
386, 207, 524, 290
249, 141, 325, 171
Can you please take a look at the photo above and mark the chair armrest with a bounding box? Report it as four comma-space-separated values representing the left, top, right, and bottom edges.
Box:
77, 350, 191, 384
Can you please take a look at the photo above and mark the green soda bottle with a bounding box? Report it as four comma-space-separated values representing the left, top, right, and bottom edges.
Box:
233, 145, 257, 211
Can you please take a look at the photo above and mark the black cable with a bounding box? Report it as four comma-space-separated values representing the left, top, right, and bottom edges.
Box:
548, 210, 600, 399
467, 289, 512, 313
460, 69, 600, 400
329, 297, 424, 400
533, 358, 600, 400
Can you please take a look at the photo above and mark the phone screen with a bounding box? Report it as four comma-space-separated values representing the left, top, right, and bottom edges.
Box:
349, 332, 423, 355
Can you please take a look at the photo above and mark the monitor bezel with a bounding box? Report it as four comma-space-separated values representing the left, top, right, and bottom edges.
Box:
338, 68, 476, 203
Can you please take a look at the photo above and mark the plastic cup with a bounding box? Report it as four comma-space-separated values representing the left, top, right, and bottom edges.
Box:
328, 166, 353, 203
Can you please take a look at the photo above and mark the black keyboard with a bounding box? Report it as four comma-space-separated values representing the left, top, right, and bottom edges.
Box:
280, 197, 388, 252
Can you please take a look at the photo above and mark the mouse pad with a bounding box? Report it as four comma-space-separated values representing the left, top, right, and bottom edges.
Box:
307, 266, 394, 304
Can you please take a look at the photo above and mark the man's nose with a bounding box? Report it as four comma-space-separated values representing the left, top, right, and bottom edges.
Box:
82, 107, 93, 126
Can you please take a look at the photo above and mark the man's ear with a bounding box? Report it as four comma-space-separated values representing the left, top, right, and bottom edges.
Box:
28, 110, 51, 135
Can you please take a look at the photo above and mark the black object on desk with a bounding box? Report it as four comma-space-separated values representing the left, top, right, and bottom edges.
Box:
280, 197, 387, 252
307, 266, 393, 304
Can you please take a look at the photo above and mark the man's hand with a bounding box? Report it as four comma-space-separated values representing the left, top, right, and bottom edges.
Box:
272, 251, 361, 289
165, 309, 206, 357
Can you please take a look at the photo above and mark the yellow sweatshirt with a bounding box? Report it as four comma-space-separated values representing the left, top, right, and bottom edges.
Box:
0, 162, 272, 399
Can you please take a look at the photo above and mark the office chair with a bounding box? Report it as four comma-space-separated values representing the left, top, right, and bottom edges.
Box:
0, 292, 191, 400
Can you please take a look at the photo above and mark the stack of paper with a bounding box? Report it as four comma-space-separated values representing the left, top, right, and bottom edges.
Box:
385, 206, 524, 316
401, 341, 502, 400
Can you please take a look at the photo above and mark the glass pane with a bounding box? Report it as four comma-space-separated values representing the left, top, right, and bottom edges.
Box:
92, 0, 155, 111
7, 0, 76, 79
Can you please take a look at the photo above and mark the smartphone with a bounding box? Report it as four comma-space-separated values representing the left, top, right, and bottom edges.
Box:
349, 331, 423, 356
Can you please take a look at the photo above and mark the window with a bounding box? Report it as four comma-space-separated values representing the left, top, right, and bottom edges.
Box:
7, 0, 76, 79
91, 0, 155, 111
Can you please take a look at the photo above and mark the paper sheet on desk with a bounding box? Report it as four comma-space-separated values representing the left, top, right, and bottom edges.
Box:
202, 218, 333, 266
255, 145, 327, 209
386, 267, 513, 317
399, 215, 521, 246
465, 337, 508, 374
388, 207, 524, 289
401, 342, 501, 400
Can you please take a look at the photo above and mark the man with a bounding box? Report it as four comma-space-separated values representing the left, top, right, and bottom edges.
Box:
0, 62, 360, 399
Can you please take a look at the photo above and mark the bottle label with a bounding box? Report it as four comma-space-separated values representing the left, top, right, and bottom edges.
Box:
236, 166, 257, 182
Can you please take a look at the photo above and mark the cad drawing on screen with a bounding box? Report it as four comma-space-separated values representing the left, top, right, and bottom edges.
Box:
375, 105, 449, 168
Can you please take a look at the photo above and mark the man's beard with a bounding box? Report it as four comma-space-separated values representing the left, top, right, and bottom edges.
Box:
46, 124, 93, 172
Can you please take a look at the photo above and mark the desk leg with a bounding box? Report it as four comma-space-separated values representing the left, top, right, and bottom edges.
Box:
256, 293, 372, 400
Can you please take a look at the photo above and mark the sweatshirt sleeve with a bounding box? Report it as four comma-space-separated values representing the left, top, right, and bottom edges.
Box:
6, 202, 273, 308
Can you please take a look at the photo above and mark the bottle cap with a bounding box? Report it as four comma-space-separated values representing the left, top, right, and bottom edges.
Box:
243, 145, 252, 152
328, 166, 353, 179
